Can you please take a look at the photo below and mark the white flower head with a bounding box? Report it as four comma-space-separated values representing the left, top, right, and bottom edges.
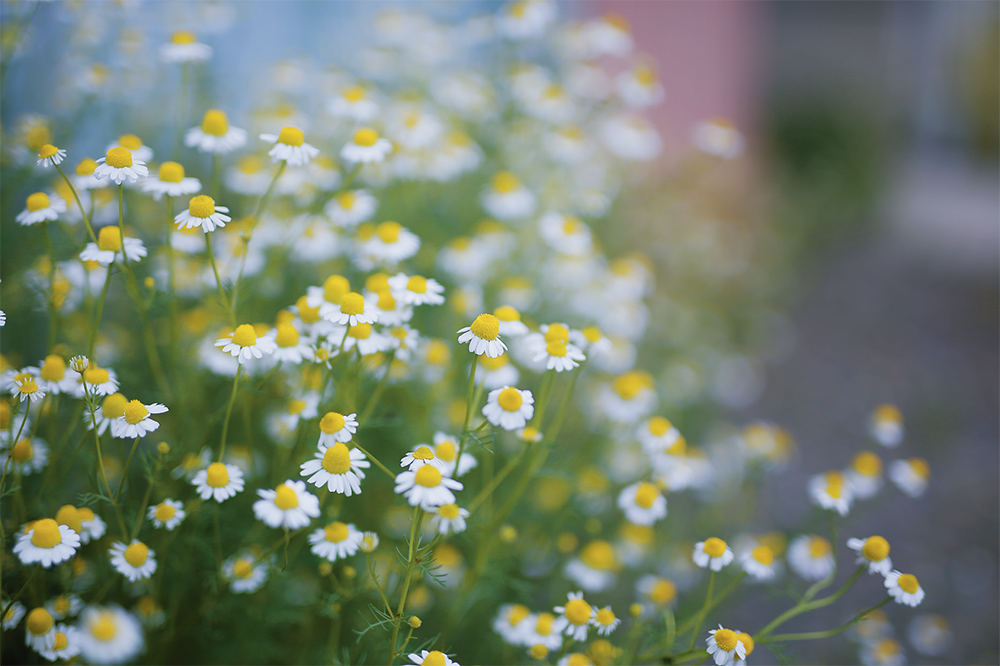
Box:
552, 591, 595, 642
431, 503, 469, 536
76, 605, 145, 664
109, 540, 157, 582
706, 625, 747, 666
192, 462, 245, 502
147, 499, 186, 530
693, 538, 735, 571
320, 291, 380, 327
617, 481, 667, 526
400, 444, 445, 472
847, 536, 893, 576
885, 570, 925, 607
458, 314, 508, 358
340, 127, 393, 165
309, 521, 364, 561
37, 622, 81, 662
808, 471, 853, 516
160, 30, 212, 63
94, 147, 148, 185
16, 191, 66, 225
174, 195, 231, 233
254, 480, 320, 529
317, 411, 359, 446
388, 273, 445, 306
407, 650, 458, 666
787, 535, 835, 581
185, 109, 248, 154
394, 465, 463, 511
215, 324, 277, 364
80, 226, 148, 266
36, 144, 66, 167
110, 401, 168, 439
13, 519, 79, 567
141, 161, 201, 200
260, 126, 320, 166
482, 386, 534, 431
740, 544, 779, 581
300, 442, 370, 496
222, 553, 271, 594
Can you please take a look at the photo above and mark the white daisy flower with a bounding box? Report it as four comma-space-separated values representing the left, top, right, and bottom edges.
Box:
300, 442, 370, 496
260, 126, 320, 166
388, 273, 445, 306
788, 535, 835, 581
476, 352, 520, 391
565, 540, 619, 592
36, 144, 66, 167
481, 171, 536, 221
70, 157, 104, 190
636, 416, 682, 455
908, 614, 953, 656
869, 404, 904, 447
538, 212, 593, 256
160, 30, 212, 63
706, 625, 747, 666
13, 519, 79, 567
309, 521, 364, 561
493, 306, 529, 336
16, 191, 66, 226
600, 114, 662, 162
552, 591, 595, 642
340, 127, 393, 165
2, 600, 26, 630
37, 622, 81, 661
386, 324, 420, 361
45, 594, 83, 621
174, 195, 231, 233
532, 339, 586, 372
496, 0, 557, 40
342, 323, 391, 356
76, 365, 120, 397
325, 189, 378, 229
327, 84, 379, 121
29, 355, 78, 394
222, 553, 271, 594
433, 432, 477, 477
400, 445, 445, 472
592, 606, 620, 636
358, 221, 421, 265
458, 314, 508, 358
482, 386, 534, 431
110, 400, 168, 439
104, 134, 153, 163
359, 532, 380, 553
596, 370, 658, 424
846, 451, 884, 500
86, 393, 127, 436
885, 570, 925, 607
693, 538, 735, 571
0, 438, 49, 476
616, 63, 666, 108
617, 481, 667, 526
76, 605, 145, 665
108, 540, 157, 582
185, 109, 248, 154
93, 147, 148, 185
407, 650, 458, 666
253, 479, 320, 530
493, 603, 532, 646
192, 462, 245, 502
522, 612, 563, 650
77, 508, 106, 544
317, 412, 358, 446
692, 118, 744, 159
140, 161, 201, 200
10, 371, 46, 403
741, 545, 779, 581
320, 291, 380, 327
847, 536, 893, 576
394, 465, 463, 511
25, 607, 57, 652
860, 637, 906, 666
888, 458, 929, 498
637, 575, 678, 610
268, 323, 313, 364
215, 324, 277, 364
431, 503, 469, 535
147, 499, 186, 530
808, 471, 853, 516
80, 226, 147, 266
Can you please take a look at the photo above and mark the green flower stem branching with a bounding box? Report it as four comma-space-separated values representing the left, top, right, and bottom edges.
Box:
754, 564, 866, 641
54, 163, 98, 243
366, 552, 394, 617
676, 571, 748, 639
761, 596, 892, 644
218, 364, 243, 462
84, 381, 128, 538
688, 570, 716, 649
386, 506, 425, 666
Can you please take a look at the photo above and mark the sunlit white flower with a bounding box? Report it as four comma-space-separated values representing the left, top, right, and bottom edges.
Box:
192, 462, 245, 502
493, 603, 532, 646
0, 437, 48, 476
552, 591, 595, 642
10, 371, 46, 403
788, 535, 835, 581
76, 604, 144, 664
77, 508, 106, 545
215, 324, 277, 364
24, 607, 57, 653
433, 432, 477, 478
108, 540, 157, 582
481, 171, 535, 221
110, 400, 167, 439
693, 537, 734, 571
77, 365, 119, 397
325, 189, 378, 229
400, 444, 445, 472
320, 291, 380, 326
845, 450, 884, 500
885, 570, 925, 607
254, 480, 320, 529
458, 314, 507, 358
592, 606, 620, 636
847, 535, 893, 576
600, 114, 662, 162
565, 541, 619, 592
3, 601, 26, 630
16, 191, 66, 226
140, 161, 201, 200
174, 195, 231, 233
388, 273, 445, 306
496, 0, 557, 40
186, 109, 247, 154
147, 499, 186, 530
45, 594, 83, 621
431, 503, 469, 535
37, 622, 81, 662
617, 481, 667, 525
310, 521, 364, 561
740, 544, 780, 582
394, 465, 463, 510
93, 147, 148, 185
407, 650, 458, 666
340, 127, 393, 165
260, 126, 320, 166
358, 221, 421, 265
300, 442, 370, 496
13, 519, 79, 567
482, 386, 534, 431
617, 63, 665, 108
808, 471, 853, 516
36, 144, 66, 167
104, 134, 153, 163
80, 226, 147, 266
327, 84, 379, 121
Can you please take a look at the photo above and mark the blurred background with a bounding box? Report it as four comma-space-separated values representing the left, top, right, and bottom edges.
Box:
2, 1, 997, 664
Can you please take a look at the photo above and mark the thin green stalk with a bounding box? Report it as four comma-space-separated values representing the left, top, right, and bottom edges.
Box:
688, 570, 716, 649
531, 370, 556, 428
88, 263, 114, 357
131, 452, 163, 540
116, 437, 140, 504
0, 565, 38, 621
366, 552, 393, 616
386, 507, 424, 665
204, 232, 233, 323
358, 350, 396, 424
761, 597, 892, 644
164, 195, 180, 369
754, 565, 865, 640
231, 162, 285, 321
0, 408, 31, 493
677, 572, 748, 637
43, 222, 58, 350
84, 383, 128, 538
352, 442, 395, 480
455, 355, 479, 466
54, 163, 97, 243
218, 365, 242, 461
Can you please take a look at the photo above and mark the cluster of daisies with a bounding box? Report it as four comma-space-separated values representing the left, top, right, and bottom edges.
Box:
492, 591, 620, 660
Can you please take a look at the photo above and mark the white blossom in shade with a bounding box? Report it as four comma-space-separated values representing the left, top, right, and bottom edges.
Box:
25, 607, 57, 652
327, 84, 380, 121
617, 481, 667, 526
787, 535, 835, 582
222, 553, 271, 594
847, 536, 893, 576
300, 442, 370, 496
192, 462, 245, 502
3, 601, 26, 630
325, 189, 377, 229
492, 603, 532, 646
186, 109, 248, 154
140, 161, 202, 200
147, 499, 186, 530
259, 127, 320, 166
253, 480, 320, 530
458, 314, 507, 358
592, 606, 620, 636
340, 127, 393, 164
808, 471, 853, 516
13, 519, 79, 567
16, 191, 66, 225
869, 404, 904, 447
888, 458, 930, 498
78, 509, 106, 544
692, 118, 744, 159
93, 147, 148, 185
433, 431, 477, 478
693, 538, 735, 571
908, 614, 953, 656
215, 324, 277, 364
860, 637, 906, 666
394, 465, 463, 511
76, 605, 145, 665
740, 545, 779, 581
482, 386, 534, 431
110, 401, 168, 439
37, 622, 81, 662
522, 612, 563, 651
0, 437, 49, 476
496, 0, 557, 40
538, 211, 593, 256
481, 171, 536, 221
431, 503, 469, 535
309, 521, 364, 561
564, 540, 619, 593
706, 625, 746, 666
10, 371, 46, 403
388, 273, 445, 306
616, 63, 666, 108
160, 30, 212, 63
358, 222, 421, 266
174, 195, 231, 233
885, 570, 925, 607
108, 541, 157, 582
845, 450, 884, 500
600, 114, 662, 162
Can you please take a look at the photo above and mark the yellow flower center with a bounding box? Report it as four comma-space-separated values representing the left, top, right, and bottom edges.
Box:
53, 631, 68, 651
39, 144, 59, 159
198, 110, 229, 137
102, 393, 128, 419
353, 128, 379, 147
322, 442, 352, 475
277, 126, 304, 147
31, 519, 61, 548
233, 558, 254, 578
231, 324, 257, 347
497, 387, 523, 412
91, 613, 117, 641
56, 505, 82, 534
376, 221, 402, 244
105, 147, 133, 169
124, 542, 149, 567
562, 216, 582, 235
84, 367, 110, 385
425, 340, 449, 365
480, 354, 508, 371
136, 597, 158, 616
188, 194, 216, 218
636, 65, 658, 86
648, 416, 672, 437
492, 306, 519, 324
26, 192, 51, 212
171, 30, 196, 44
275, 323, 299, 348
862, 536, 890, 562
40, 355, 66, 381
342, 85, 366, 102
411, 445, 435, 461
206, 462, 230, 488
634, 482, 659, 509
155, 503, 176, 522
535, 612, 554, 635
650, 579, 676, 604
320, 412, 347, 434
337, 190, 356, 210
323, 275, 350, 304
118, 134, 142, 151
273, 483, 299, 510
582, 326, 602, 343
581, 540, 616, 571
703, 537, 728, 558
825, 471, 845, 499
296, 296, 322, 323
508, 604, 530, 626
564, 599, 592, 625
348, 323, 371, 339
438, 503, 460, 519
436, 440, 456, 462
545, 339, 568, 358
287, 399, 306, 416
752, 545, 774, 565
910, 458, 930, 479
852, 451, 882, 475
96, 225, 124, 252
123, 400, 149, 425
544, 323, 570, 343
714, 628, 737, 652
897, 573, 920, 594
158, 161, 185, 183
407, 275, 428, 294
76, 158, 98, 176
875, 404, 901, 424
421, 651, 446, 666
595, 608, 616, 626
470, 313, 500, 341
26, 608, 54, 636
25, 124, 51, 151
809, 537, 831, 558
12, 438, 33, 462
324, 521, 349, 543
492, 171, 520, 194
340, 292, 366, 316
78, 507, 95, 521
613, 371, 653, 400
414, 465, 442, 488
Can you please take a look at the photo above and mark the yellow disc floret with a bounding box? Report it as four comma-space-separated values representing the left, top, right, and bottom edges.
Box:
494, 305, 521, 322
322, 442, 352, 475
102, 393, 128, 419
412, 445, 435, 460
97, 226, 123, 252
353, 128, 378, 147
853, 451, 882, 475
470, 314, 500, 341
492, 171, 520, 193
497, 387, 523, 412
91, 612, 117, 641
714, 627, 737, 652
123, 400, 149, 425
273, 483, 299, 510
12, 438, 33, 462
564, 598, 592, 625
277, 126, 304, 146
206, 462, 230, 488
158, 161, 185, 183
407, 276, 428, 293
414, 465, 442, 488
118, 134, 142, 151
438, 503, 460, 519
421, 651, 447, 666
897, 573, 920, 594
275, 323, 299, 348
201, 109, 230, 136
736, 632, 754, 657
340, 292, 366, 316
188, 195, 216, 218
155, 503, 176, 522
56, 505, 82, 534
53, 631, 68, 650
324, 522, 349, 543
320, 412, 347, 435
26, 192, 51, 212
231, 324, 257, 347
580, 540, 616, 571
650, 579, 677, 604
376, 221, 401, 243
809, 537, 831, 558
171, 30, 196, 44
703, 537, 728, 558
296, 296, 322, 323
31, 519, 62, 548
84, 366, 110, 385
648, 416, 672, 437
39, 144, 59, 159
40, 355, 66, 382
752, 545, 774, 565
26, 607, 54, 635
323, 275, 350, 304
233, 558, 253, 578
862, 536, 890, 562
634, 482, 660, 508
105, 147, 133, 169
76, 158, 98, 176
124, 542, 149, 567
545, 339, 568, 358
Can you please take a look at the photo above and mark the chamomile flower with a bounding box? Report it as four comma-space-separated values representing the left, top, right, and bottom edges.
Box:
174, 195, 231, 232
552, 591, 595, 642
482, 386, 534, 431
14, 519, 79, 567
693, 538, 735, 571
310, 521, 364, 561
408, 650, 459, 666
186, 109, 247, 154
788, 535, 835, 581
494, 306, 529, 336
268, 323, 312, 364
300, 442, 370, 495
93, 147, 148, 185
77, 604, 145, 664
496, 0, 558, 40
706, 625, 747, 666
321, 291, 380, 326
869, 404, 904, 446
616, 62, 666, 108
636, 575, 678, 611
846, 451, 884, 500
539, 212, 593, 256
327, 84, 380, 121
860, 637, 906, 666
889, 458, 930, 498
316, 411, 358, 446
809, 471, 853, 516
617, 481, 667, 526
25, 607, 57, 652
36, 619, 78, 660
431, 503, 470, 535
192, 462, 245, 502
325, 189, 378, 229
80, 226, 147, 266
433, 432, 477, 477
109, 540, 157, 582
847, 536, 893, 576
3, 601, 26, 629
522, 613, 563, 650
147, 499, 185, 530
140, 161, 201, 200
160, 30, 212, 63
394, 464, 463, 511
600, 114, 662, 162
11, 371, 46, 403
340, 127, 393, 165
885, 570, 925, 607
458, 314, 508, 358
592, 606, 620, 636
36, 144, 66, 167
343, 323, 390, 356
77, 508, 106, 544
31, 355, 78, 394
88, 393, 127, 435
105, 135, 153, 163
110, 400, 167, 439
692, 118, 744, 159
78, 365, 120, 397
481, 171, 536, 221
400, 445, 445, 471
215, 324, 277, 364
16, 192, 66, 226
359, 221, 421, 265
388, 273, 445, 306
260, 126, 320, 166
908, 614, 953, 656
0, 438, 49, 475
493, 603, 532, 645
72, 157, 104, 190
741, 545, 779, 581
565, 540, 619, 592
222, 553, 271, 593
254, 480, 320, 530
477, 352, 520, 390
386, 324, 421, 361
533, 338, 586, 372
45, 594, 83, 621
359, 531, 379, 553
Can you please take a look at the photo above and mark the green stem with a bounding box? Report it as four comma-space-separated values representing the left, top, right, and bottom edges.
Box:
688, 570, 715, 649
0, 408, 31, 493
754, 565, 865, 640
231, 162, 285, 321
43, 222, 58, 350
386, 507, 424, 665
0, 565, 38, 621
677, 572, 748, 637
358, 350, 396, 425
531, 370, 556, 428
352, 442, 395, 480
131, 453, 163, 540
456, 355, 479, 466
366, 552, 393, 616
84, 383, 128, 538
54, 163, 97, 243
218, 365, 243, 461
761, 597, 892, 644
204, 231, 233, 323
116, 437, 141, 504
88, 263, 114, 357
